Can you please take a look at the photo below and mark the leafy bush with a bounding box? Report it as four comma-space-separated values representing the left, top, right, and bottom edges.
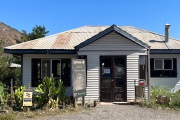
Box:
14, 86, 26, 110
57, 79, 66, 103
150, 86, 172, 99
140, 86, 173, 108
150, 86, 172, 105
169, 90, 180, 108
139, 86, 180, 109
0, 83, 11, 110
34, 75, 66, 109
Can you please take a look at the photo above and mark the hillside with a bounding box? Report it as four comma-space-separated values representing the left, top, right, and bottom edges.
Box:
0, 22, 22, 47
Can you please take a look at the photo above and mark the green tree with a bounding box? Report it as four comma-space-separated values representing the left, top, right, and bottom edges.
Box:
21, 25, 49, 41
28, 25, 49, 40
21, 30, 29, 42
0, 40, 21, 88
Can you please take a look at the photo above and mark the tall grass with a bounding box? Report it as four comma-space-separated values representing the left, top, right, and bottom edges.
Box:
0, 113, 15, 120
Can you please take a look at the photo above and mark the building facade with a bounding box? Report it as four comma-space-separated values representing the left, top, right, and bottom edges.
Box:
4, 24, 180, 102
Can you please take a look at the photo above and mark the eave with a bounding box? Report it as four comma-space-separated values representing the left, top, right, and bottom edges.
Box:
4, 49, 76, 55
150, 49, 180, 54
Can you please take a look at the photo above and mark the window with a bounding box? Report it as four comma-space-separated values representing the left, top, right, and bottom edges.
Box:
154, 59, 173, 70
61, 59, 71, 86
139, 65, 146, 79
31, 58, 71, 87
164, 59, 173, 69
42, 60, 51, 78
139, 55, 146, 80
151, 58, 177, 77
52, 60, 61, 78
32, 59, 41, 87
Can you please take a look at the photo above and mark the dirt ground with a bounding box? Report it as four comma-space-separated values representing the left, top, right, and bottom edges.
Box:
28, 103, 180, 120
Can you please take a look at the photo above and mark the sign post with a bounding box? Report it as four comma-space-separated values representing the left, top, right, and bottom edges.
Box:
72, 59, 86, 106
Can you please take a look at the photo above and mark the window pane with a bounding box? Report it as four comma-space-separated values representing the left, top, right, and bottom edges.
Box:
61, 59, 71, 86
101, 58, 112, 78
154, 59, 163, 70
52, 60, 61, 78
115, 58, 125, 78
114, 57, 125, 88
42, 60, 50, 78
140, 65, 146, 79
164, 59, 172, 69
32, 59, 41, 87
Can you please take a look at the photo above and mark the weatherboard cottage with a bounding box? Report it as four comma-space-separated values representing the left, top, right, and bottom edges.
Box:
4, 24, 180, 102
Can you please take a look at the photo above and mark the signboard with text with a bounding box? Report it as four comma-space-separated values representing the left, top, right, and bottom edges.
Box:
23, 89, 32, 106
72, 59, 86, 98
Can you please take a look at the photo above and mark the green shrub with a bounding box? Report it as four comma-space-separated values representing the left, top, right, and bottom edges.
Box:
150, 86, 172, 99
139, 86, 180, 110
140, 86, 173, 108
34, 75, 66, 109
14, 86, 26, 110
57, 79, 66, 103
169, 90, 180, 108
0, 83, 11, 110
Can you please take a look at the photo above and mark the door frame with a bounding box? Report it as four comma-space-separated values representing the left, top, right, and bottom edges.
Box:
100, 55, 127, 102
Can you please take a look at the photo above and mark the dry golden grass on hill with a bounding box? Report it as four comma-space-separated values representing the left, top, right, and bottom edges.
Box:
0, 22, 22, 47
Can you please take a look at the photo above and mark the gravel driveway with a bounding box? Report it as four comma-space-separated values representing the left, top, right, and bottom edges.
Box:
29, 104, 180, 120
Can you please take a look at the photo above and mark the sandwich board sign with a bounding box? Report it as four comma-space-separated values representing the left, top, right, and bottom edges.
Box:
23, 89, 32, 106
72, 59, 86, 98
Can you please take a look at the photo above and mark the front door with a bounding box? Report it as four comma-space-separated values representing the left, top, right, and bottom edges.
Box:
100, 56, 126, 102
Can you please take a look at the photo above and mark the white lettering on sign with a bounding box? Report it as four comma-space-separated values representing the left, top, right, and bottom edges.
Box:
73, 60, 85, 65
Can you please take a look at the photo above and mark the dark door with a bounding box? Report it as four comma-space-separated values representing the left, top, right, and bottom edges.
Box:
100, 56, 126, 102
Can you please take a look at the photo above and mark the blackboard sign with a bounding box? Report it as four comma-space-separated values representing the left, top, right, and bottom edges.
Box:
72, 59, 86, 98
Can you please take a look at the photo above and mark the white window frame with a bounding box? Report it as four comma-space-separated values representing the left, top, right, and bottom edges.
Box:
154, 58, 173, 70
41, 59, 61, 79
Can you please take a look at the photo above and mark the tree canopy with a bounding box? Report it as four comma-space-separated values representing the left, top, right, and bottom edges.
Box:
0, 40, 21, 87
21, 30, 29, 42
28, 25, 49, 40
21, 25, 49, 41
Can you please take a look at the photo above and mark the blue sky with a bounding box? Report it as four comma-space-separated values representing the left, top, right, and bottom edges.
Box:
1, 0, 180, 39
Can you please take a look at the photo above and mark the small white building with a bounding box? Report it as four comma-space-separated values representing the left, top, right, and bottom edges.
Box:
4, 24, 180, 102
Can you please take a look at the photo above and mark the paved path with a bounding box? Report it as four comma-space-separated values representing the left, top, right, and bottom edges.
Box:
29, 104, 180, 120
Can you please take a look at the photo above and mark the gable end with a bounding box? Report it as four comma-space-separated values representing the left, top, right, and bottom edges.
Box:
75, 24, 149, 50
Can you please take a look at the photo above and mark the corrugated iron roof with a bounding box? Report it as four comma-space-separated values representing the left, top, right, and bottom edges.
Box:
4, 25, 180, 50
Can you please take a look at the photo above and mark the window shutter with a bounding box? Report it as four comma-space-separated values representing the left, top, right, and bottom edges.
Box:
150, 58, 154, 70
32, 59, 41, 87
173, 58, 177, 70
